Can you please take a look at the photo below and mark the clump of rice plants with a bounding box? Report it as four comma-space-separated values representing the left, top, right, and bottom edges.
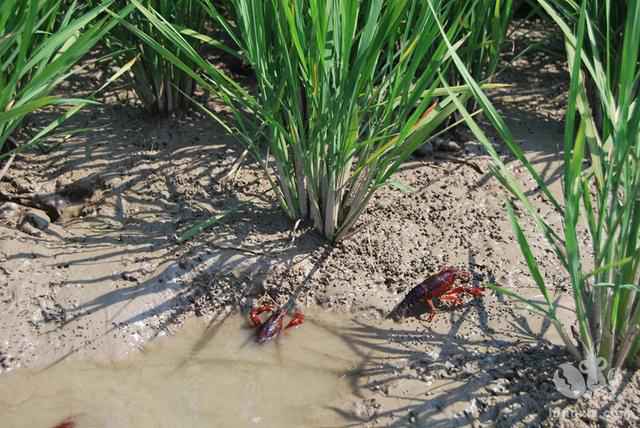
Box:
100, 0, 208, 115
128, 0, 503, 242
0, 0, 131, 177
442, 0, 640, 370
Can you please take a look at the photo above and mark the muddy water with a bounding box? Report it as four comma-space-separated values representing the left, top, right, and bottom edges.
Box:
0, 313, 367, 428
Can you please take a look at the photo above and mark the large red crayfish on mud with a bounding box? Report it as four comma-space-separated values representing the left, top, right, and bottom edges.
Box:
249, 303, 304, 343
388, 266, 484, 321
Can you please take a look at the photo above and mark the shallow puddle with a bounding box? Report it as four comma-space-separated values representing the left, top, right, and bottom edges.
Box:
0, 313, 367, 428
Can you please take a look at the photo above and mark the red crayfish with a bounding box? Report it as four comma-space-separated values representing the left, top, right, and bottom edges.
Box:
51, 417, 75, 428
249, 303, 304, 344
388, 267, 484, 321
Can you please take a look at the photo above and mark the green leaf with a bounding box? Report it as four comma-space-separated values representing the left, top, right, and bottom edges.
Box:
176, 209, 238, 243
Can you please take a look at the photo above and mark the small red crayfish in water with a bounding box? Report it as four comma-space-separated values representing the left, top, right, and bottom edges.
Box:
51, 417, 75, 428
249, 304, 304, 343
388, 267, 484, 321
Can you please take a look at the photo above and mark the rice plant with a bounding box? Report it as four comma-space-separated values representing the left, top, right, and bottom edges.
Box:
549, 0, 630, 136
127, 0, 505, 242
454, 0, 514, 82
0, 0, 132, 177
100, 0, 208, 114
438, 0, 640, 370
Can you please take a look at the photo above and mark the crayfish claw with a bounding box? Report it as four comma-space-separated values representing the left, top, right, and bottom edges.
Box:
285, 312, 305, 329
469, 286, 485, 297
249, 304, 274, 327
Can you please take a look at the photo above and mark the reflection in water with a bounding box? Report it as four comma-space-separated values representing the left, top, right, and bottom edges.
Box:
0, 314, 364, 428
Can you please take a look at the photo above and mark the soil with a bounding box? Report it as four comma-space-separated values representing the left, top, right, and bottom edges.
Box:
1, 312, 366, 428
1, 20, 638, 427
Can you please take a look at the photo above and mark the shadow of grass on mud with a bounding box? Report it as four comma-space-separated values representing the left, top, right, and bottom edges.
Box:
312, 310, 574, 428
5, 97, 329, 373
40, 236, 331, 369
6, 92, 321, 269
6, 97, 328, 344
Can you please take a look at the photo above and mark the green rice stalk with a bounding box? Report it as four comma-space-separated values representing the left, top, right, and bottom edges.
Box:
100, 0, 208, 115
452, 0, 514, 83
0, 1, 133, 165
438, 0, 640, 369
127, 0, 505, 242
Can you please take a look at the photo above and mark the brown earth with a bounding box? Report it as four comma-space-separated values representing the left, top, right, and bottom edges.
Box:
0, 20, 638, 428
